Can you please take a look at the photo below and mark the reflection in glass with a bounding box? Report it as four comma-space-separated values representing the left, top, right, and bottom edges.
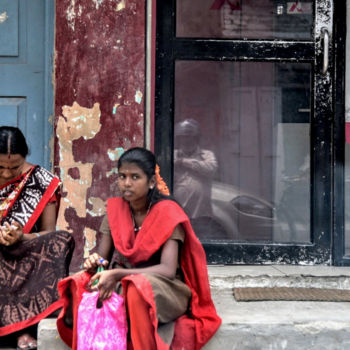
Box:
174, 119, 218, 218
174, 119, 224, 238
176, 0, 313, 40
173, 61, 311, 242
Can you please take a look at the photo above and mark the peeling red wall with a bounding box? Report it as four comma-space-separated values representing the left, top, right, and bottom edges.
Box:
54, 0, 145, 271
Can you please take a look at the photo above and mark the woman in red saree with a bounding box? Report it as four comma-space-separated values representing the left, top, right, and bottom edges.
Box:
0, 126, 75, 350
57, 147, 221, 350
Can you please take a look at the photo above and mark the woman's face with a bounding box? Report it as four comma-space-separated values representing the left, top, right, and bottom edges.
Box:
117, 162, 155, 206
0, 154, 26, 185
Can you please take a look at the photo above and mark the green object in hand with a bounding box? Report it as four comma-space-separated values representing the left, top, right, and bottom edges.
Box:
92, 258, 105, 287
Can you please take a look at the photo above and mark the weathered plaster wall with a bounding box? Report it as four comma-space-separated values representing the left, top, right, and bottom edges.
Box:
54, 0, 145, 271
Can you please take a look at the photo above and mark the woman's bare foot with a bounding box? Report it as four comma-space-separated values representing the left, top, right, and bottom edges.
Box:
17, 333, 37, 350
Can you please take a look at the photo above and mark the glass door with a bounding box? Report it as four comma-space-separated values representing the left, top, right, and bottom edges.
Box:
155, 0, 333, 264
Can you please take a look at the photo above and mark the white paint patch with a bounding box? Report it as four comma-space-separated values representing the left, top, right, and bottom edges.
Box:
72, 115, 86, 122
112, 103, 120, 114
107, 147, 124, 161
135, 90, 143, 104
92, 0, 104, 10
0, 12, 8, 23
83, 227, 97, 258
106, 168, 119, 178
67, 0, 77, 31
116, 0, 126, 11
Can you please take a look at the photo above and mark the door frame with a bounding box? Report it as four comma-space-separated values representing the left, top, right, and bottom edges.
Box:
155, 0, 335, 265
333, 0, 349, 265
43, 0, 55, 169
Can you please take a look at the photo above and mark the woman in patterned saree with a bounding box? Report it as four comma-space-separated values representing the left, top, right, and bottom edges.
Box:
0, 126, 75, 350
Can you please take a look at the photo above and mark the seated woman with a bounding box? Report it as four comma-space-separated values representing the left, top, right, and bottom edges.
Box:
0, 126, 75, 350
57, 147, 221, 350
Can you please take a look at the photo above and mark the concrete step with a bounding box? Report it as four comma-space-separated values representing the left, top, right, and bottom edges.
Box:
38, 319, 70, 350
203, 265, 350, 350
7, 265, 350, 349
208, 265, 350, 290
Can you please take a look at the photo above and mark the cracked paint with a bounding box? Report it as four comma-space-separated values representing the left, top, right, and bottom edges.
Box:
92, 0, 104, 10
55, 0, 145, 271
56, 102, 102, 230
113, 103, 120, 114
135, 90, 143, 104
106, 168, 119, 178
107, 147, 124, 161
84, 227, 97, 258
116, 0, 126, 11
87, 197, 106, 217
66, 0, 77, 30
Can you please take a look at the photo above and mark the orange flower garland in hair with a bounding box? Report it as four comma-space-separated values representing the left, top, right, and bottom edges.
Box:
155, 164, 170, 195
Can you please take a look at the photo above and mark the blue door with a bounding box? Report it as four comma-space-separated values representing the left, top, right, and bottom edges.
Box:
0, 0, 54, 168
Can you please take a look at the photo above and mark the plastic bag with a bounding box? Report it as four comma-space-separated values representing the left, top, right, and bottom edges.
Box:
77, 291, 128, 350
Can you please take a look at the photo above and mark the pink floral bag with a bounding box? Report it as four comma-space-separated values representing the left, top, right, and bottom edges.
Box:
77, 291, 128, 350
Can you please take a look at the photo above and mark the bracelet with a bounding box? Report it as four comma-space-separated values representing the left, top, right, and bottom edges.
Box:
34, 232, 40, 237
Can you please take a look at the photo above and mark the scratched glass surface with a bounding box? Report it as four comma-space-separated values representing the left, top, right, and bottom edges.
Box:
173, 60, 311, 243
176, 0, 313, 40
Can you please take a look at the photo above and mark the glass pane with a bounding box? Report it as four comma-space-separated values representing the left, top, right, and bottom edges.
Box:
344, 2, 350, 256
176, 0, 313, 40
173, 61, 311, 242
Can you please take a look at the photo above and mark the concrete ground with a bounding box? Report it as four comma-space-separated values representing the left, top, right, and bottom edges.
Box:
2, 265, 350, 349
204, 265, 350, 350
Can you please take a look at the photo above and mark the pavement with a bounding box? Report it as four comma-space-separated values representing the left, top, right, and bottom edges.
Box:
2, 265, 350, 349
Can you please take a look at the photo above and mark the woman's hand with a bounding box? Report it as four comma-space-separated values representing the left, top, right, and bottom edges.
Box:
83, 253, 109, 273
90, 269, 121, 301
0, 221, 23, 246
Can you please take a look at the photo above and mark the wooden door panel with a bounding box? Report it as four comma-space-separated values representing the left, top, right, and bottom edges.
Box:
0, 0, 19, 56
0, 97, 26, 128
0, 0, 51, 167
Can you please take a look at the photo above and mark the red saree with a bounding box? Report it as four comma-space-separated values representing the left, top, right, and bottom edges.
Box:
0, 166, 74, 336
57, 197, 221, 350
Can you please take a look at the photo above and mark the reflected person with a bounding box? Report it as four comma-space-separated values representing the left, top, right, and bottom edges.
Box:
174, 119, 218, 220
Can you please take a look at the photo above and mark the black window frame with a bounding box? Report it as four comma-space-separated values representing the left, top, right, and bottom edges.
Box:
333, 0, 349, 265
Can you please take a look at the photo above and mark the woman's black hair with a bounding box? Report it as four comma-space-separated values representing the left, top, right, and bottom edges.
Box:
117, 147, 176, 205
0, 126, 28, 157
